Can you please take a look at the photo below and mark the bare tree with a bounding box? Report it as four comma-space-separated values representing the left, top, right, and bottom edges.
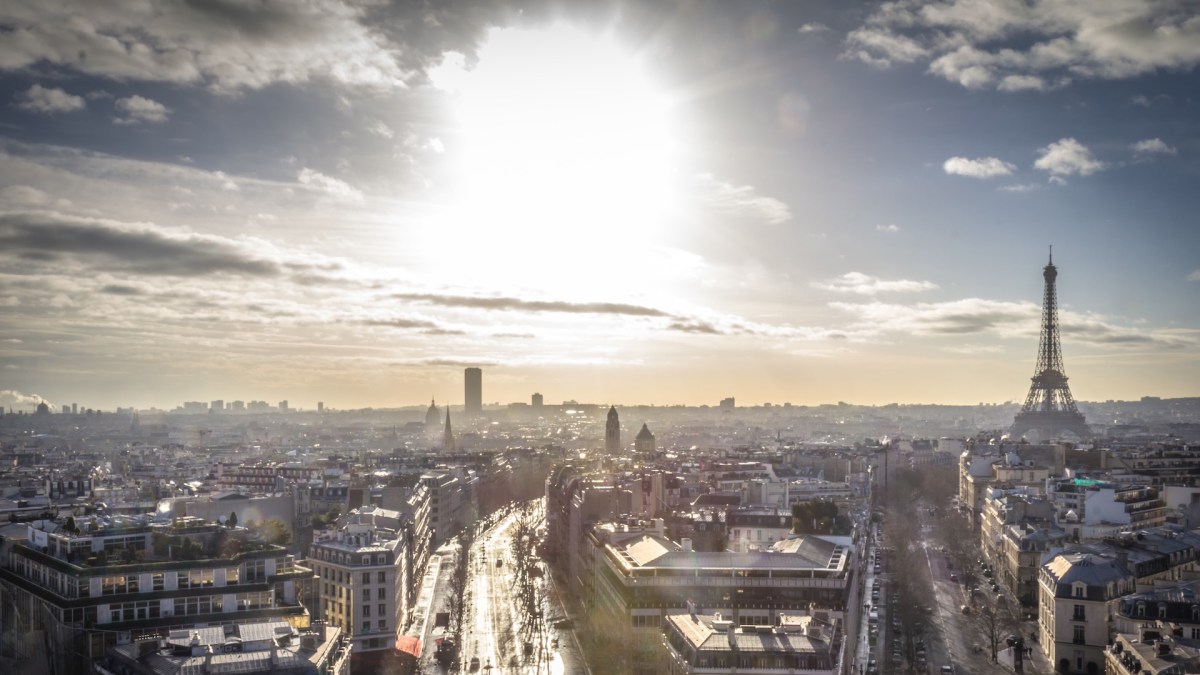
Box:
976, 591, 1021, 662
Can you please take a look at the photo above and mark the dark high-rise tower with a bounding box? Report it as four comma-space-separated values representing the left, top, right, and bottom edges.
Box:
464, 367, 482, 416
1011, 250, 1090, 440
605, 406, 620, 453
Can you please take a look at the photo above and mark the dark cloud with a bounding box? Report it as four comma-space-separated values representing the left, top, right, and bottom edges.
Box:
395, 292, 671, 318
412, 358, 497, 368
363, 318, 443, 330
667, 320, 724, 335
0, 212, 280, 277
98, 284, 145, 296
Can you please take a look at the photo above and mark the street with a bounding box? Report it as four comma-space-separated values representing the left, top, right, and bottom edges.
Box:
410, 500, 588, 675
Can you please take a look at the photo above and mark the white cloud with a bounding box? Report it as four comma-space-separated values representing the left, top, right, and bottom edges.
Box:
943, 156, 1016, 178
798, 23, 831, 34
1034, 138, 1104, 176
1131, 138, 1177, 156
999, 183, 1040, 193
843, 28, 929, 68
1189, 270, 1200, 282
997, 74, 1048, 92
114, 95, 170, 124
14, 84, 84, 113
297, 168, 364, 204
0, 185, 49, 205
847, 1, 1200, 92
876, 223, 900, 233
1132, 94, 1152, 107
0, 2, 405, 93
697, 174, 791, 225
814, 272, 938, 296
367, 120, 394, 139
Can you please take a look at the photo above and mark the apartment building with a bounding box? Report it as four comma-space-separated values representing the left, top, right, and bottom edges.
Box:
0, 515, 310, 675
309, 524, 408, 660
1038, 552, 1136, 675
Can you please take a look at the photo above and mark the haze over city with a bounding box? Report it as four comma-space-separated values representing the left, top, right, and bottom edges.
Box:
1, 0, 1198, 411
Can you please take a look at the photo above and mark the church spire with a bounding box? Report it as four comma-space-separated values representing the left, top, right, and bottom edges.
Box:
442, 409, 456, 453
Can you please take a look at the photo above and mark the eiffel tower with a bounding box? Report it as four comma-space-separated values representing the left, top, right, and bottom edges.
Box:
1011, 249, 1091, 440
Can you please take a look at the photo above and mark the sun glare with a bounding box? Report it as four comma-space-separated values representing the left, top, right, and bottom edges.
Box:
427, 24, 683, 296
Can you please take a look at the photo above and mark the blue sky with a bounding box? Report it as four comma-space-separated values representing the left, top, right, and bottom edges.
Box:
0, 0, 1197, 411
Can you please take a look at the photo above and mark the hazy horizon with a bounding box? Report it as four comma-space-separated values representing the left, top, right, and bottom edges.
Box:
1, 1, 1198, 412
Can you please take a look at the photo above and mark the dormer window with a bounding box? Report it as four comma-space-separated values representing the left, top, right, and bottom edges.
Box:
1159, 603, 1168, 619
1137, 602, 1146, 617
1191, 605, 1199, 622
1074, 585, 1085, 598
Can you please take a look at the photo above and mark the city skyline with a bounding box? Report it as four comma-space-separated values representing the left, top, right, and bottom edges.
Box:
1, 1, 1198, 411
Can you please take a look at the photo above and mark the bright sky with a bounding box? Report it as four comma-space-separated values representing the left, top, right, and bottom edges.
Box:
0, 1, 1198, 411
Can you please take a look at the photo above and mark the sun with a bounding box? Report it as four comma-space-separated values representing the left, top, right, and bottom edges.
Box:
426, 23, 684, 296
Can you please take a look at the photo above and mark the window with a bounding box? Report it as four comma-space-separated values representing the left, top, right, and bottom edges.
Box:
152, 573, 164, 591
1073, 585, 1084, 598
245, 560, 265, 582
378, 619, 387, 630
1073, 605, 1085, 621
376, 554, 386, 564
362, 556, 369, 565
363, 604, 371, 617
1191, 628, 1200, 640
362, 572, 370, 584
362, 621, 370, 632
378, 571, 387, 584
226, 567, 239, 586
1073, 625, 1085, 644
378, 603, 386, 616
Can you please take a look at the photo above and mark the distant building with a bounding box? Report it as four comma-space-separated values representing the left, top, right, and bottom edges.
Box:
719, 397, 735, 411
442, 410, 456, 454
725, 507, 792, 553
635, 423, 656, 454
605, 406, 621, 453
279, 400, 289, 414
317, 401, 324, 413
424, 398, 440, 429
464, 367, 482, 416
532, 392, 543, 409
